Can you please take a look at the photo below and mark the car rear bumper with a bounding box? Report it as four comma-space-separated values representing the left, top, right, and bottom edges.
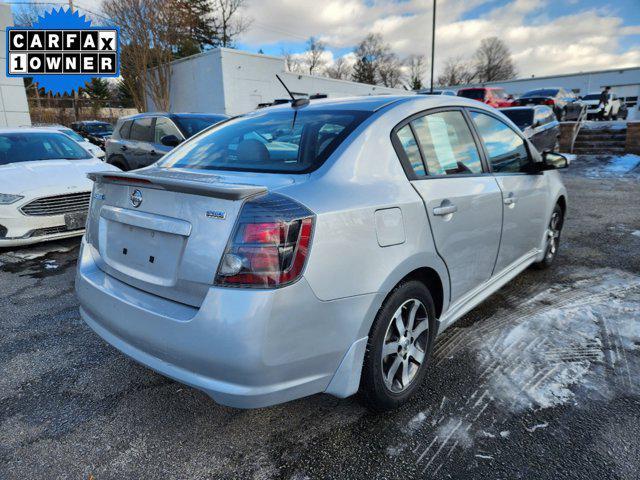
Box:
76, 239, 379, 408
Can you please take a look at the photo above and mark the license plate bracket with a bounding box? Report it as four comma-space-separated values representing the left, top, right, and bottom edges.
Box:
64, 211, 87, 230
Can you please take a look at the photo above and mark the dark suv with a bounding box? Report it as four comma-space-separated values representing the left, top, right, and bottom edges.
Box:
105, 113, 228, 171
71, 120, 114, 149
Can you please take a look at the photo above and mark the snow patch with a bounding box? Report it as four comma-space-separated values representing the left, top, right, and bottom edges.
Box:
499, 431, 510, 438
436, 418, 473, 449
583, 154, 640, 178
581, 121, 627, 130
404, 411, 428, 434
632, 231, 640, 238
525, 422, 549, 433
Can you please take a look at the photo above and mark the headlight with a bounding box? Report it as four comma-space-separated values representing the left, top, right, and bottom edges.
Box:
0, 194, 24, 205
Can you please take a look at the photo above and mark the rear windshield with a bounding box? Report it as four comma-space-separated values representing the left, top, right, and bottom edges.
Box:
582, 94, 601, 100
158, 109, 371, 173
60, 128, 85, 142
522, 89, 558, 97
174, 115, 228, 138
500, 110, 534, 129
84, 123, 113, 134
458, 89, 486, 100
0, 132, 91, 165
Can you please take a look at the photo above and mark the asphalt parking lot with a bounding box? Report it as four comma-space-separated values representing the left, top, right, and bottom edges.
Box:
1, 154, 639, 480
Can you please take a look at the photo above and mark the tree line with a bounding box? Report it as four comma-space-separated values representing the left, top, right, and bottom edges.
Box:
286, 34, 517, 90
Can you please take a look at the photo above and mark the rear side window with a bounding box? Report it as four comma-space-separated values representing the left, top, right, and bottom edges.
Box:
471, 111, 529, 173
130, 117, 154, 142
396, 125, 425, 175
458, 89, 486, 100
410, 111, 482, 176
155, 117, 182, 143
157, 109, 371, 173
118, 120, 132, 139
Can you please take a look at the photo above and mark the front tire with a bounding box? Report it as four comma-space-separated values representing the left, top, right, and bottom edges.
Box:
359, 281, 436, 411
533, 203, 564, 269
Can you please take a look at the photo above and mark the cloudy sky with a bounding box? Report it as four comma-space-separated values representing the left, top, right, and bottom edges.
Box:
14, 0, 640, 81
234, 0, 640, 80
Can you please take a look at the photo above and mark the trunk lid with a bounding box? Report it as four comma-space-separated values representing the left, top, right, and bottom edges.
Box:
85, 167, 294, 307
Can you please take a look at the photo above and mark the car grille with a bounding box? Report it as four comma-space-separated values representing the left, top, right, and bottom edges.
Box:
29, 225, 84, 237
20, 192, 91, 216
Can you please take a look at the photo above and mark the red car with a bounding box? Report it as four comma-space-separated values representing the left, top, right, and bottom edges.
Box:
457, 87, 515, 108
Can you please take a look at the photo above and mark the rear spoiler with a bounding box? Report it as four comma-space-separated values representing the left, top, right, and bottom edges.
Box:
87, 170, 267, 201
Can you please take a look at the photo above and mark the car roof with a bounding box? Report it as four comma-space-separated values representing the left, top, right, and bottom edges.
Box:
119, 112, 230, 121
0, 127, 72, 134
500, 106, 551, 112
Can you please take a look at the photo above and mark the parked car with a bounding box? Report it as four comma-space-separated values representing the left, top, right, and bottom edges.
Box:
105, 112, 229, 171
581, 92, 627, 120
512, 88, 583, 121
35, 124, 106, 159
499, 106, 559, 153
417, 89, 457, 96
71, 120, 114, 149
457, 87, 515, 108
76, 95, 568, 411
0, 129, 119, 247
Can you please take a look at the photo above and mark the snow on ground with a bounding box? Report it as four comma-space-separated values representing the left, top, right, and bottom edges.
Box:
390, 268, 640, 471
0, 241, 76, 261
581, 121, 628, 130
581, 154, 640, 178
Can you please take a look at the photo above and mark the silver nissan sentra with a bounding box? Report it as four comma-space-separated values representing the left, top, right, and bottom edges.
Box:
76, 95, 568, 410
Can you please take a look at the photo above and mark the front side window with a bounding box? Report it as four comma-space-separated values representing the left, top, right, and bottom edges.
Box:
0, 132, 91, 165
471, 111, 530, 173
118, 120, 132, 139
155, 117, 182, 143
130, 117, 154, 142
411, 111, 482, 176
396, 124, 425, 175
158, 109, 371, 173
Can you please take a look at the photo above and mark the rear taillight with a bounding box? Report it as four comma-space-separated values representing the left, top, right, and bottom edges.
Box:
215, 193, 315, 288
512, 100, 521, 106
544, 99, 555, 106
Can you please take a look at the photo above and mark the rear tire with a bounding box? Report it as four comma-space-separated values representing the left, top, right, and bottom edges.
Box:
533, 203, 564, 269
359, 280, 436, 411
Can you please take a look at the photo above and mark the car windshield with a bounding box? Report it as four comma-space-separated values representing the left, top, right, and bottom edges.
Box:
158, 109, 371, 173
458, 89, 485, 100
60, 128, 86, 142
0, 132, 91, 165
582, 94, 601, 101
84, 123, 113, 134
174, 115, 229, 138
522, 89, 559, 97
501, 110, 534, 129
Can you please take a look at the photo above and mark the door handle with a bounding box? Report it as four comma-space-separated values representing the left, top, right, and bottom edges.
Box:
433, 204, 458, 216
120, 145, 128, 151
503, 193, 518, 205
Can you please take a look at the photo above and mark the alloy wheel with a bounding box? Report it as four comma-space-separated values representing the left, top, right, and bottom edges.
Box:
380, 298, 429, 393
546, 211, 561, 260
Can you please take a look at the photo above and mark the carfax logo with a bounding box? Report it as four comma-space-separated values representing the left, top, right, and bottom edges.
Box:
6, 8, 119, 95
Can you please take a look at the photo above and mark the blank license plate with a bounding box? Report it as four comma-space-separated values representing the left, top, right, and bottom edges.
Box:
64, 211, 87, 230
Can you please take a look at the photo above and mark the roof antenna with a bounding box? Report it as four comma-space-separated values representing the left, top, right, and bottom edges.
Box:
276, 74, 310, 108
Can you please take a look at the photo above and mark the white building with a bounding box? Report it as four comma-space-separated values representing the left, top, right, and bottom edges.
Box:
0, 3, 31, 127
151, 48, 409, 116
447, 66, 640, 107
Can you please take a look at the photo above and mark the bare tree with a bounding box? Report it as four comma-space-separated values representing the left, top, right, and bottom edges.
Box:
436, 56, 477, 86
352, 33, 402, 87
325, 56, 352, 80
210, 0, 251, 48
301, 37, 327, 75
13, 4, 47, 26
283, 49, 303, 73
473, 37, 517, 83
103, 0, 191, 111
406, 55, 426, 90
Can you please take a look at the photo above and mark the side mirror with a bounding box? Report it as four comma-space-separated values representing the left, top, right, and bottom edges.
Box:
161, 134, 182, 147
542, 151, 569, 170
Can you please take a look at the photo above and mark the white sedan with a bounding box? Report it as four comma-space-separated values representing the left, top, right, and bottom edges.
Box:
0, 128, 119, 247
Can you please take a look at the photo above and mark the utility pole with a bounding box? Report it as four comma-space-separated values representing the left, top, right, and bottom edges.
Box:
68, 0, 74, 13
429, 0, 436, 93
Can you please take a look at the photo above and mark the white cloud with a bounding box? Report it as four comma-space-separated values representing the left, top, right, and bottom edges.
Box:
240, 0, 640, 79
